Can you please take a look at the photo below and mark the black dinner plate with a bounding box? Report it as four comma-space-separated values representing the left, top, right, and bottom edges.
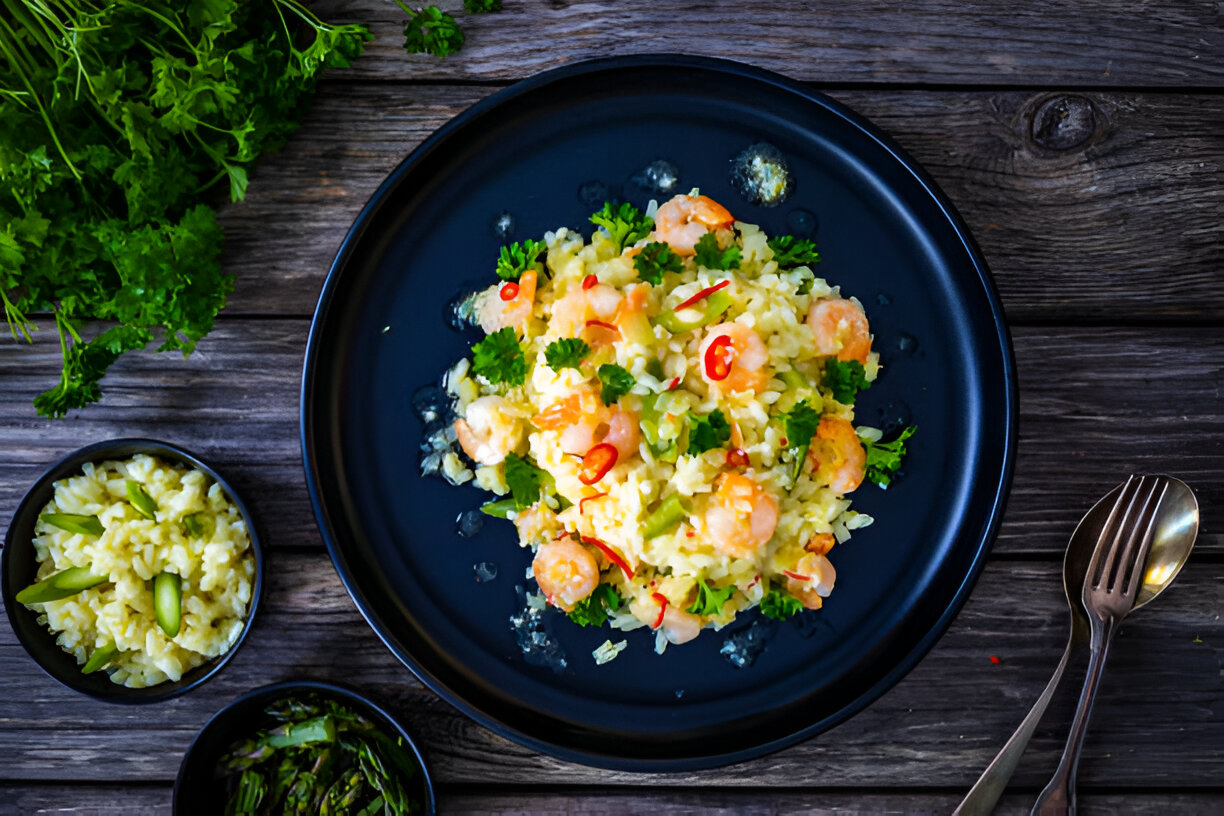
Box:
301, 55, 1016, 770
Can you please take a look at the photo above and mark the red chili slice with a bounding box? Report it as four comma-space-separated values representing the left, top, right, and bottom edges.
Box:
667, 376, 681, 391
584, 319, 619, 333
586, 535, 633, 578
582, 274, 598, 290
578, 443, 618, 485
674, 279, 730, 311
782, 570, 810, 582
704, 334, 734, 381
499, 282, 519, 301
650, 592, 669, 629
725, 448, 750, 468
579, 492, 608, 515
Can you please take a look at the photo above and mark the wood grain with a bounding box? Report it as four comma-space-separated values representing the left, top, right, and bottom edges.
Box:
1, 321, 1220, 556
213, 84, 1224, 320
0, 554, 1220, 788
308, 0, 1224, 87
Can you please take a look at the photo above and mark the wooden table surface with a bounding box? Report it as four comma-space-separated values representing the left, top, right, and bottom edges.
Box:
2, 2, 1221, 813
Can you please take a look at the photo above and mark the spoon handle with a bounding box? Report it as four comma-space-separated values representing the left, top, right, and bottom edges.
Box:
953, 624, 1082, 816
1031, 615, 1116, 816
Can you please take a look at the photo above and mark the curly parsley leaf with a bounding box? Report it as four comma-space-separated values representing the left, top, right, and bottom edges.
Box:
822, 359, 872, 404
693, 232, 741, 271
464, 0, 501, 11
782, 400, 821, 481
567, 584, 623, 628
495, 239, 546, 282
768, 235, 822, 268
503, 453, 547, 508
596, 364, 635, 405
687, 409, 731, 454
633, 241, 683, 285
398, 3, 465, 56
864, 425, 917, 488
687, 578, 734, 616
760, 588, 804, 620
589, 202, 654, 253
544, 338, 590, 371
471, 327, 526, 386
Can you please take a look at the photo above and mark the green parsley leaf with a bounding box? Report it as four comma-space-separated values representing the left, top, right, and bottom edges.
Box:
687, 578, 734, 616
760, 588, 804, 620
495, 239, 546, 282
863, 425, 917, 488
822, 359, 872, 404
398, 3, 465, 56
687, 409, 731, 454
596, 364, 635, 405
693, 232, 741, 270
471, 327, 527, 386
566, 584, 622, 628
464, 0, 501, 11
782, 400, 821, 482
544, 338, 590, 371
768, 235, 822, 268
589, 202, 653, 252
633, 241, 683, 285
503, 453, 547, 508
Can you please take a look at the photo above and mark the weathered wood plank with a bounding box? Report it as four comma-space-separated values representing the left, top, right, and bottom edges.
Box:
307, 0, 1224, 87
0, 555, 1221, 787
1, 322, 1220, 555
7, 785, 1224, 816
215, 84, 1224, 320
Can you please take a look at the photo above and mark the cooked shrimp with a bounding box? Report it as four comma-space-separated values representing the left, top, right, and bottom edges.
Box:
785, 552, 837, 610
533, 536, 599, 612
479, 270, 538, 336
807, 297, 872, 365
699, 322, 770, 393
703, 472, 779, 558
534, 386, 641, 460
631, 594, 704, 645
805, 532, 836, 555
549, 281, 622, 342
806, 416, 866, 494
453, 395, 523, 466
652, 194, 735, 255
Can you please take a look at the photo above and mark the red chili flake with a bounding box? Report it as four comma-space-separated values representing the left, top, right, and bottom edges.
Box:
582, 274, 598, 290
782, 570, 810, 582
585, 535, 633, 578
650, 592, 669, 629
667, 376, 681, 391
990, 655, 1001, 665
779, 437, 789, 447
583, 319, 621, 339
499, 282, 519, 301
704, 334, 734, 381
725, 448, 750, 468
674, 279, 730, 311
685, 529, 696, 538
578, 443, 618, 485
579, 492, 608, 515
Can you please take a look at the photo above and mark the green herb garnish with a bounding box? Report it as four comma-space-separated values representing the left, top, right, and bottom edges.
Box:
589, 201, 653, 253
864, 425, 917, 488
398, 3, 465, 56
464, 0, 501, 11
633, 241, 683, 285
567, 584, 622, 627
687, 578, 734, 616
495, 239, 547, 282
471, 327, 527, 386
822, 359, 872, 404
504, 453, 547, 509
760, 588, 804, 620
693, 232, 741, 270
782, 400, 821, 481
596, 363, 635, 405
768, 235, 822, 268
687, 409, 731, 454
544, 337, 590, 372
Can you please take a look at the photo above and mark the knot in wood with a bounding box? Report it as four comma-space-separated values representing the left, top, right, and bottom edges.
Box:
1030, 95, 1097, 151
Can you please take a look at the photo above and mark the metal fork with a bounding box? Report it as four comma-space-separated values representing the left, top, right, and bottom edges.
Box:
1030, 474, 1170, 815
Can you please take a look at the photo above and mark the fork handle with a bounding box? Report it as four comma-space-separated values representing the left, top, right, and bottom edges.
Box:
1031, 615, 1116, 816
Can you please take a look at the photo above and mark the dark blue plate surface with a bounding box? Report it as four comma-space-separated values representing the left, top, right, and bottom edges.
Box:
301, 55, 1016, 770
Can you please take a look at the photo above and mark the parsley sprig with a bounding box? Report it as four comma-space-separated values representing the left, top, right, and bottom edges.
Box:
544, 338, 590, 372
822, 359, 872, 404
398, 3, 465, 56
760, 588, 804, 620
687, 409, 731, 454
863, 425, 917, 488
495, 239, 547, 282
596, 364, 635, 405
503, 453, 547, 508
633, 241, 683, 285
687, 579, 734, 616
693, 232, 741, 271
567, 584, 623, 627
782, 400, 821, 481
589, 202, 654, 253
768, 235, 822, 268
471, 327, 527, 387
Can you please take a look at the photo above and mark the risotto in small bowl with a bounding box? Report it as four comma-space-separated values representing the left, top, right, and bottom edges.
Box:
1, 439, 263, 702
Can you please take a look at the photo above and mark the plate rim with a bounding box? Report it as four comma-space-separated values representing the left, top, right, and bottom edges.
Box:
300, 53, 1018, 770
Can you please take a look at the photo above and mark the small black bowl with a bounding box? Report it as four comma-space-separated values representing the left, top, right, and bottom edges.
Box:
1, 438, 264, 703
173, 680, 435, 815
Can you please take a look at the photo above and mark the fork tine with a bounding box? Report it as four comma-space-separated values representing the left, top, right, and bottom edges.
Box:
1101, 476, 1153, 591
1122, 480, 1169, 599
1084, 475, 1141, 592
1108, 477, 1162, 593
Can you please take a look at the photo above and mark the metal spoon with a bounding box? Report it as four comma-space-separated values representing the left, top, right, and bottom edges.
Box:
953, 475, 1198, 816
1032, 474, 1198, 815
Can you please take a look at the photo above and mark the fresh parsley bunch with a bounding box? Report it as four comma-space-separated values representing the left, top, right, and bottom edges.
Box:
0, 0, 369, 417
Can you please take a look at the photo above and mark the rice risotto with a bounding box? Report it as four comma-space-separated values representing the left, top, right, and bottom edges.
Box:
439, 191, 913, 654
25, 454, 254, 687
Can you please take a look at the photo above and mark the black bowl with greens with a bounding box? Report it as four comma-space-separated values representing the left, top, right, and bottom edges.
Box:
174, 681, 434, 815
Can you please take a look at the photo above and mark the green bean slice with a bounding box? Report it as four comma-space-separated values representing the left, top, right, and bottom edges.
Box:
154, 571, 181, 637
39, 513, 104, 537
125, 479, 158, 519
82, 641, 118, 674
15, 566, 109, 604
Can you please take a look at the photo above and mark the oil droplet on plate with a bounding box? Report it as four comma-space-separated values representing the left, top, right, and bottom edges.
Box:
730, 142, 793, 207
577, 179, 611, 208
876, 293, 892, 306
473, 561, 498, 582
896, 333, 918, 356
719, 618, 777, 668
456, 509, 485, 538
632, 160, 680, 195
492, 211, 515, 240
786, 208, 817, 237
